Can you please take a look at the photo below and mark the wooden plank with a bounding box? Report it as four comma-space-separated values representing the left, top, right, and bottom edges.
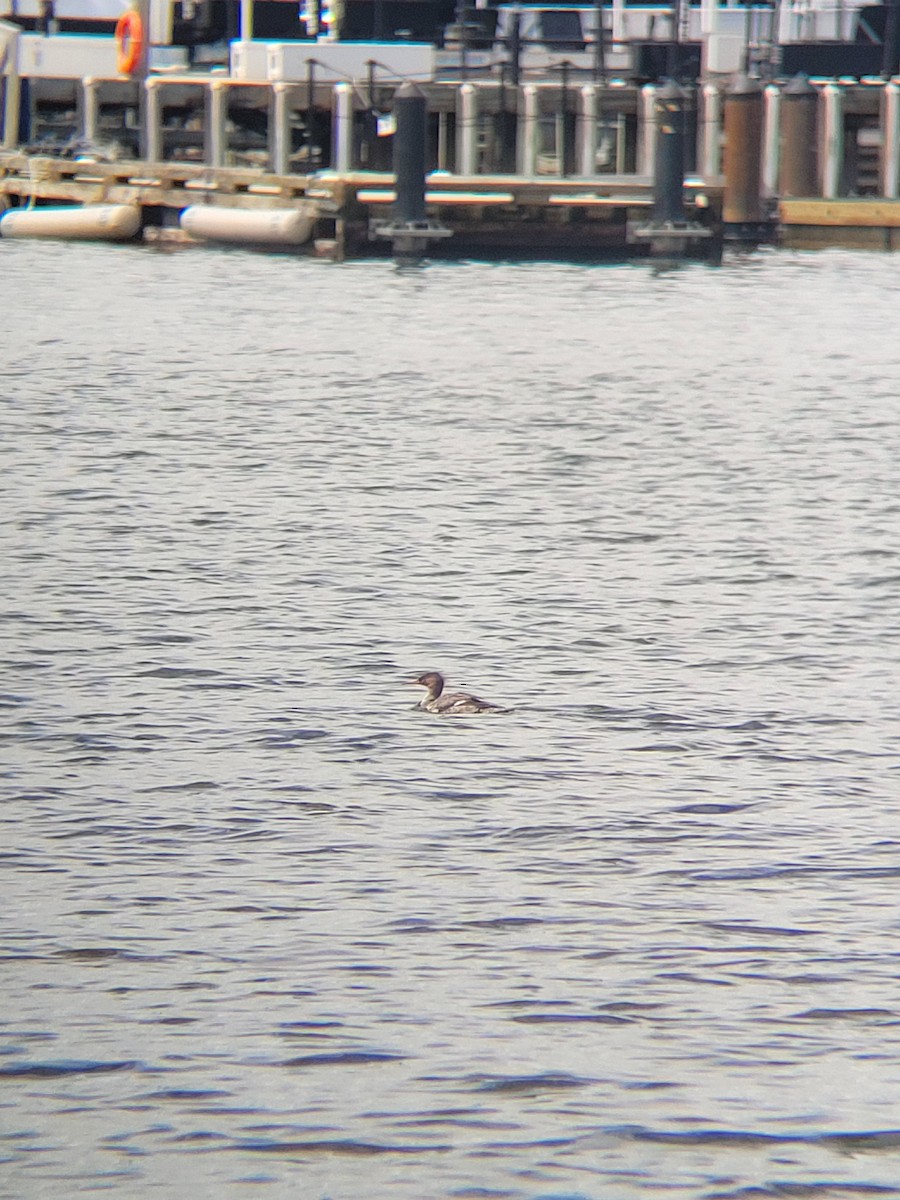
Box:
780, 199, 900, 227
0, 153, 317, 192
0, 176, 321, 212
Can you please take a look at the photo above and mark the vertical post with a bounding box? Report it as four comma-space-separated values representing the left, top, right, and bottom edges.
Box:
393, 81, 427, 225
683, 84, 698, 174
520, 83, 539, 175
135, 0, 151, 77
134, 0, 150, 161
780, 74, 819, 197
82, 76, 100, 143
612, 0, 625, 43
616, 111, 627, 173
559, 60, 575, 177
742, 2, 753, 74
145, 76, 163, 162
764, 4, 779, 78
777, 0, 793, 46
493, 87, 518, 174
700, 0, 719, 35
668, 0, 682, 79
367, 100, 392, 171
722, 74, 763, 227
208, 79, 227, 167
652, 80, 686, 224
360, 59, 378, 171
638, 83, 657, 177
882, 0, 900, 78
239, 0, 253, 40
578, 84, 598, 177
2, 68, 21, 150
882, 80, 900, 198
16, 77, 31, 146
0, 29, 12, 148
458, 82, 478, 175
371, 78, 453, 261
699, 81, 721, 179
334, 81, 353, 173
762, 82, 781, 195
437, 110, 450, 171
305, 57, 316, 172
821, 82, 843, 199
592, 0, 606, 84
508, 6, 521, 88
322, 0, 338, 39
272, 81, 290, 174
455, 0, 469, 80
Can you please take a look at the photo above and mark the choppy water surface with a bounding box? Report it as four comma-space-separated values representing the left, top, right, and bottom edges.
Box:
2, 243, 900, 1199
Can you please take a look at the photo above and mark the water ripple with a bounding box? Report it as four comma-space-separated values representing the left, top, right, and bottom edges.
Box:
2, 246, 900, 1198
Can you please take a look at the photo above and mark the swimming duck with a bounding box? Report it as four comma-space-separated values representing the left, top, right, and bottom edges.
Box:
411, 671, 504, 715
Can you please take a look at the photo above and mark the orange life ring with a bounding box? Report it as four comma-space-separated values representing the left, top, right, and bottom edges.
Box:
115, 9, 144, 75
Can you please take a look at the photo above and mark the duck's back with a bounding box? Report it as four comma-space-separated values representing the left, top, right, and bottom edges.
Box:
433, 690, 502, 715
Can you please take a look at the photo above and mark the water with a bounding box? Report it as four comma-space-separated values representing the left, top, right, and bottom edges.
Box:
2, 242, 900, 1199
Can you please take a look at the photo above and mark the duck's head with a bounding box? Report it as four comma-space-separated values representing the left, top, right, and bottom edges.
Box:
411, 671, 444, 694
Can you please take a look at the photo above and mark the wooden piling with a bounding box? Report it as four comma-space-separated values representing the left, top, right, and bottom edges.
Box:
722, 74, 764, 227
780, 75, 819, 198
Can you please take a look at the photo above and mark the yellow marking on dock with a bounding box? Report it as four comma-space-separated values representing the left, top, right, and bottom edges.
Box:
780, 198, 900, 227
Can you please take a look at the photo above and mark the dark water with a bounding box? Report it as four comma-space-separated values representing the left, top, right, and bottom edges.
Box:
2, 242, 900, 1199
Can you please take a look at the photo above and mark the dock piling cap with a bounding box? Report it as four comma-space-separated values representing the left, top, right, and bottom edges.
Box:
784, 73, 816, 96
728, 72, 762, 96
656, 78, 687, 103
394, 81, 426, 101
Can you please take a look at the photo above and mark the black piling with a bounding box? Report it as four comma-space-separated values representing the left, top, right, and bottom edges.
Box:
492, 84, 518, 174
507, 8, 522, 88
393, 81, 427, 226
17, 78, 31, 144
370, 81, 451, 259
560, 60, 577, 178
629, 79, 718, 260
882, 0, 900, 78
652, 79, 687, 225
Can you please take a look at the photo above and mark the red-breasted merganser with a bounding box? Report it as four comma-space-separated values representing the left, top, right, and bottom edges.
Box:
411, 671, 505, 715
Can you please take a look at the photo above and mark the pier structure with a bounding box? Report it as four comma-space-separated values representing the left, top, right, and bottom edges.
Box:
0, 61, 720, 257
3, 29, 900, 253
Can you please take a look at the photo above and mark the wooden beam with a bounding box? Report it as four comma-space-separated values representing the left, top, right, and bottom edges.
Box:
780, 198, 900, 227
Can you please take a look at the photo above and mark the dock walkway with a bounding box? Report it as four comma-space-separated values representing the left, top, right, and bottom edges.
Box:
0, 151, 723, 256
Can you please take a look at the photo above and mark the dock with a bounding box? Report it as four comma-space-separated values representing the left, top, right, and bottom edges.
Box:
2, 0, 900, 258
0, 147, 724, 257
779, 198, 900, 250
